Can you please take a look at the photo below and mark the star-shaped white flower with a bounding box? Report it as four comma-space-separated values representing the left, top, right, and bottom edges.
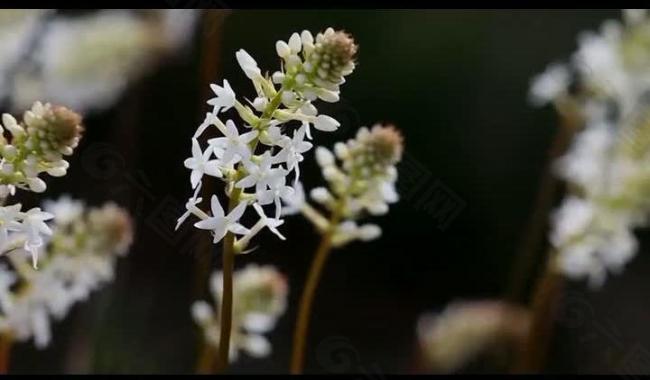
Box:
20, 207, 54, 268
176, 183, 203, 231
235, 152, 288, 195
193, 112, 218, 139
274, 125, 312, 178
208, 79, 236, 114
252, 203, 285, 240
257, 175, 295, 218
280, 181, 305, 216
208, 120, 258, 165
184, 138, 223, 189
194, 195, 249, 244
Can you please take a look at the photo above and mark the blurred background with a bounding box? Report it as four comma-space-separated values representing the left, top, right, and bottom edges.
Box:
4, 9, 649, 374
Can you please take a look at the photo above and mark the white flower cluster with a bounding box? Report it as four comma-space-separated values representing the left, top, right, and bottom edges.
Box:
0, 10, 50, 101
178, 28, 358, 253
416, 300, 530, 373
0, 197, 133, 349
0, 9, 199, 114
192, 264, 288, 362
0, 101, 83, 267
530, 9, 650, 286
284, 124, 403, 247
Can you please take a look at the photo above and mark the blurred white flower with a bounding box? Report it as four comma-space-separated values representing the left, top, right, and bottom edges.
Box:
0, 199, 133, 349
417, 300, 530, 373
529, 10, 650, 286
8, 9, 199, 114
529, 63, 569, 106
191, 264, 288, 363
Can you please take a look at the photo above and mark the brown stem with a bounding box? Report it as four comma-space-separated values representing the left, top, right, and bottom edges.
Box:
193, 9, 229, 301
290, 225, 337, 374
512, 255, 564, 373
506, 105, 581, 302
195, 340, 218, 374
212, 189, 242, 373
0, 333, 13, 374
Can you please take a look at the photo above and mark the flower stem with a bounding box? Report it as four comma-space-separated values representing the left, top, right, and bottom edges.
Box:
506, 105, 580, 302
0, 332, 13, 374
290, 210, 341, 374
213, 188, 242, 373
195, 340, 217, 374
512, 253, 564, 373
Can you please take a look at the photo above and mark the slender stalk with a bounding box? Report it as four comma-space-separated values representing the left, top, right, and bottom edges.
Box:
196, 339, 218, 374
208, 79, 289, 371
290, 210, 342, 374
191, 18, 229, 374
193, 9, 228, 301
0, 332, 12, 374
513, 254, 564, 373
506, 105, 580, 302
213, 188, 242, 373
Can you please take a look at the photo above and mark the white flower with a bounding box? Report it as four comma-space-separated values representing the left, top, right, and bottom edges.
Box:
533, 10, 650, 286
550, 196, 595, 248
194, 195, 249, 244
235, 49, 261, 80
529, 63, 569, 106
274, 125, 313, 174
280, 181, 306, 216
313, 114, 340, 132
208, 79, 236, 114
0, 203, 24, 244
184, 138, 223, 189
0, 200, 132, 349
192, 265, 288, 363
252, 203, 285, 240
256, 175, 294, 218
179, 28, 359, 255
43, 195, 84, 226
10, 10, 198, 114
235, 152, 287, 194
176, 182, 203, 230
191, 300, 213, 325
294, 124, 402, 247
208, 119, 258, 165
20, 208, 54, 268
417, 300, 530, 373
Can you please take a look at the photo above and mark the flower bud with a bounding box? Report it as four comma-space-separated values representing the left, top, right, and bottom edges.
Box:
303, 29, 358, 90
26, 177, 47, 193
314, 114, 340, 132
43, 106, 84, 151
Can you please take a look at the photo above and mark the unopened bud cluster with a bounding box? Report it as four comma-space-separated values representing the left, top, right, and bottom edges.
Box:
0, 101, 83, 195
0, 102, 83, 269
274, 28, 357, 103
191, 264, 288, 362
284, 124, 403, 247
